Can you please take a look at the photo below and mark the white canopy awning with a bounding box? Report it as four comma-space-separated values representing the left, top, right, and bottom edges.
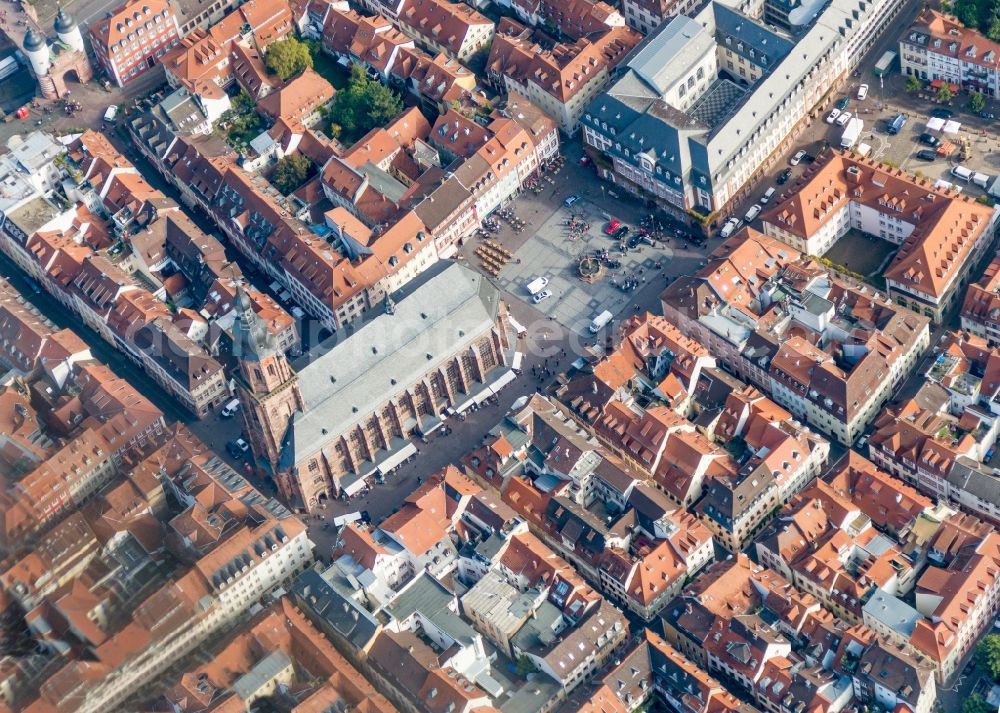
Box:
376, 441, 417, 475
340, 473, 367, 496
943, 120, 962, 134
926, 117, 946, 131
487, 370, 517, 396
508, 316, 527, 335
512, 351, 524, 370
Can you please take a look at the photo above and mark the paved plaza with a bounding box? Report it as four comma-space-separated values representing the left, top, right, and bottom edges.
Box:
496, 198, 677, 335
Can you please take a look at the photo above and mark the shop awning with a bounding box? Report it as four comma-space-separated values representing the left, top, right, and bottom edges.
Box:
418, 414, 443, 435
340, 471, 367, 496
376, 441, 417, 474
930, 79, 959, 91
943, 120, 962, 134
488, 369, 517, 395
512, 351, 524, 370
926, 117, 946, 131
509, 316, 527, 335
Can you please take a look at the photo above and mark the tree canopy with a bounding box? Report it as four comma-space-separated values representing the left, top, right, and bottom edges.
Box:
219, 89, 264, 149
976, 634, 1000, 680
969, 90, 987, 113
266, 38, 313, 81
952, 0, 1000, 40
271, 154, 314, 195
964, 694, 994, 713
327, 64, 404, 145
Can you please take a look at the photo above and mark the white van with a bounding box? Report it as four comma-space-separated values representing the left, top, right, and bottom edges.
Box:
526, 276, 549, 295
760, 187, 776, 204
220, 398, 241, 418
103, 106, 118, 122
744, 204, 762, 222
719, 218, 738, 238
951, 165, 973, 181
588, 310, 613, 334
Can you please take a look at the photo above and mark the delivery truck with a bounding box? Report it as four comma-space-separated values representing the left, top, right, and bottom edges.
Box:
840, 117, 864, 149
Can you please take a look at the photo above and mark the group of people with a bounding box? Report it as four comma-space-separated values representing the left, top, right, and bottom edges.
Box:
531, 349, 568, 383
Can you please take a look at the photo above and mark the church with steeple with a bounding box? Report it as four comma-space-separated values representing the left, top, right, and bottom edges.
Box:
232, 286, 305, 480
233, 262, 513, 512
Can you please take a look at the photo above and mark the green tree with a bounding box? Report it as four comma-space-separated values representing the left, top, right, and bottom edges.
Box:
969, 90, 987, 113
953, 0, 984, 28
218, 89, 264, 148
964, 694, 994, 713
266, 38, 313, 81
976, 633, 1000, 680
326, 64, 403, 145
937, 82, 954, 103
515, 654, 537, 678
271, 154, 313, 195
905, 74, 923, 93
989, 11, 1000, 40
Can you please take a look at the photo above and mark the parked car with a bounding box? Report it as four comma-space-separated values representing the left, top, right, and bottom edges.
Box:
604, 219, 621, 235
919, 132, 940, 147
857, 84, 869, 100
801, 153, 816, 163
837, 96, 850, 110
915, 149, 937, 161
226, 438, 250, 458
564, 194, 580, 207
930, 108, 953, 119
613, 226, 629, 239
220, 399, 241, 418
790, 150, 807, 165
825, 108, 842, 124
719, 217, 739, 238
886, 113, 907, 135
532, 289, 553, 304
744, 204, 762, 222
835, 111, 852, 127
777, 168, 792, 184
761, 187, 776, 203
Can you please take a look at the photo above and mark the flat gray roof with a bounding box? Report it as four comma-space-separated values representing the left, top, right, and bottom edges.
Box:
385, 572, 478, 645
862, 589, 921, 638
628, 16, 714, 96
231, 650, 293, 700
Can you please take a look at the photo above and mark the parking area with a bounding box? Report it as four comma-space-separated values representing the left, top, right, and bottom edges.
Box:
496, 198, 686, 335
809, 82, 1000, 199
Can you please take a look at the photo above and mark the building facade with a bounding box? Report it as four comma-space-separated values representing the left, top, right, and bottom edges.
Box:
89, 0, 181, 86
899, 10, 1000, 96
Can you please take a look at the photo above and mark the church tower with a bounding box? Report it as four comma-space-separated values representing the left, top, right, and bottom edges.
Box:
232, 287, 304, 480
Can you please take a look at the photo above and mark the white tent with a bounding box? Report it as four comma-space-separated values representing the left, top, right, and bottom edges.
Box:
943, 120, 962, 134
926, 117, 946, 131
